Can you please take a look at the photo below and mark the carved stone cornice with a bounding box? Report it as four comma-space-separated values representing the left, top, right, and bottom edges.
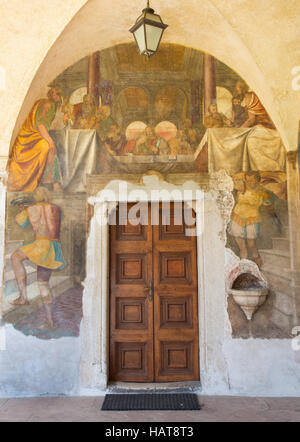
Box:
86, 172, 210, 197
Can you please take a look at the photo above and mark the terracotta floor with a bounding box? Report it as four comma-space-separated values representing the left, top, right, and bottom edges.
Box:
0, 396, 299, 422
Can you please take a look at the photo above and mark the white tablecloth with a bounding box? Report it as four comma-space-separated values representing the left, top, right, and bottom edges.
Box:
51, 129, 200, 191
51, 129, 98, 192
196, 126, 286, 175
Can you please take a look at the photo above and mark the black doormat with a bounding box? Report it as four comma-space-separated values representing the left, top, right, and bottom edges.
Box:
101, 393, 201, 411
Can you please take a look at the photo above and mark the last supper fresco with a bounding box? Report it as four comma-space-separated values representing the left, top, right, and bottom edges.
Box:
4, 43, 289, 339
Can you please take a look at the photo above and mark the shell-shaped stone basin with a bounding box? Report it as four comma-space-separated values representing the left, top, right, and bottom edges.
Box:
229, 287, 269, 321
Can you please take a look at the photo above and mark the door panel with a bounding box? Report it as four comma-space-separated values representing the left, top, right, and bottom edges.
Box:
159, 341, 194, 378
115, 297, 148, 330
159, 252, 193, 285
116, 253, 147, 284
110, 203, 154, 382
159, 292, 193, 329
117, 222, 147, 241
114, 342, 149, 379
153, 204, 199, 382
109, 202, 199, 382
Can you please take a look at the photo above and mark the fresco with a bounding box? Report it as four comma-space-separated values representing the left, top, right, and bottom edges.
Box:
3, 43, 290, 339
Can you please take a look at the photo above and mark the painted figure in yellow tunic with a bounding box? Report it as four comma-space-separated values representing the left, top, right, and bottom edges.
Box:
10, 187, 66, 329
7, 87, 63, 192
229, 171, 275, 268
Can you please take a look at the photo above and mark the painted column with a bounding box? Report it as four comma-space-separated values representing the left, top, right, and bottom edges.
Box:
190, 80, 201, 125
286, 151, 300, 324
101, 81, 113, 107
88, 51, 100, 107
203, 53, 216, 117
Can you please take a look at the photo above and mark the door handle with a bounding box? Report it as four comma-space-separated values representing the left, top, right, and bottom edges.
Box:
144, 280, 153, 301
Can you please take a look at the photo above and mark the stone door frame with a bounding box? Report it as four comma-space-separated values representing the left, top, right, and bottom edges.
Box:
80, 176, 230, 393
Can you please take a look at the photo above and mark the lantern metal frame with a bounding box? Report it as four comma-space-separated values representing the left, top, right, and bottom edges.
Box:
129, 1, 168, 57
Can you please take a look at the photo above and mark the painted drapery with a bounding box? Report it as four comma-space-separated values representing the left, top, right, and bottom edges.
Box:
197, 127, 286, 175
7, 100, 62, 192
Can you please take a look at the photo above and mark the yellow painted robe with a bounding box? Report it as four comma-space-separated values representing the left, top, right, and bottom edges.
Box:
16, 207, 66, 270
231, 187, 271, 226
7, 99, 59, 192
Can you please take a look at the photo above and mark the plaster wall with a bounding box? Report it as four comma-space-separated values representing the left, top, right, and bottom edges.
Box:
1, 328, 299, 397
221, 339, 300, 397
0, 325, 80, 397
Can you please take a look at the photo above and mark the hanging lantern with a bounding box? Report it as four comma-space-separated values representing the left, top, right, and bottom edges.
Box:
129, 1, 168, 58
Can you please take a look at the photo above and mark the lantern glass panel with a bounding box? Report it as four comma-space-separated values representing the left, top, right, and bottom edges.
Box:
145, 24, 163, 52
134, 25, 146, 53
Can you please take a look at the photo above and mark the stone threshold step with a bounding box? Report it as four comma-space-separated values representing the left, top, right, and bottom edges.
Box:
108, 381, 201, 393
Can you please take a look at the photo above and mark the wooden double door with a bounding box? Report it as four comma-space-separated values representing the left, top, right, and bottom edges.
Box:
109, 203, 199, 382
